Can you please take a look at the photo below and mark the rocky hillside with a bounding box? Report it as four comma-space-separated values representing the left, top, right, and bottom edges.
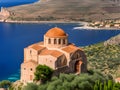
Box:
84, 42, 120, 79
7, 0, 120, 21
104, 34, 120, 46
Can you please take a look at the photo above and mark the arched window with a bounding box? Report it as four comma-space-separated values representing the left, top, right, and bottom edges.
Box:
63, 39, 66, 44
58, 39, 61, 44
30, 68, 33, 71
48, 38, 51, 44
54, 39, 57, 44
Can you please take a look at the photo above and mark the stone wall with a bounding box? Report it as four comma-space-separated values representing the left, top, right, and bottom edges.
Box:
53, 66, 71, 76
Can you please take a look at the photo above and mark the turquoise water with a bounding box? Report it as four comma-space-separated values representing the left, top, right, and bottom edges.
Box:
0, 22, 120, 81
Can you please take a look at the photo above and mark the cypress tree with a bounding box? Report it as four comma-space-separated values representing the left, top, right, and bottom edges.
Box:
100, 83, 103, 90
104, 81, 108, 90
94, 84, 98, 90
108, 80, 113, 90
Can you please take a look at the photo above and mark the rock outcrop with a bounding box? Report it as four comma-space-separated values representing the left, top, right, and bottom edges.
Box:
104, 34, 120, 46
0, 7, 10, 21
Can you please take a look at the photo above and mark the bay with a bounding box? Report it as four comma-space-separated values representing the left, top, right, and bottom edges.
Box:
0, 22, 120, 81
0, 0, 38, 8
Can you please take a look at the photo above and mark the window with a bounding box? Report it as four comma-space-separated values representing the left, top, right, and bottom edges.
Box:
58, 39, 61, 44
54, 39, 57, 44
30, 68, 33, 71
30, 50, 32, 54
48, 38, 51, 44
63, 39, 66, 44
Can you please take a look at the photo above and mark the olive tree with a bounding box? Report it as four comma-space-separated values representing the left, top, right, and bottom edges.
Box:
34, 65, 53, 83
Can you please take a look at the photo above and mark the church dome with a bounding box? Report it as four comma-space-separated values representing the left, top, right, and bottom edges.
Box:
45, 27, 67, 37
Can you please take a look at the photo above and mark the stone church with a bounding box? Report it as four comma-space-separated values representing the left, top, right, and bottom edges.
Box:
20, 27, 87, 83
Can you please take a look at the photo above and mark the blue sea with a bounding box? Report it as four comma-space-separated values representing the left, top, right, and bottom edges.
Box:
0, 0, 38, 8
0, 22, 120, 81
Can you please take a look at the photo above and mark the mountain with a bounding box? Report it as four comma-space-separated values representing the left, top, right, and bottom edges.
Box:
7, 0, 120, 21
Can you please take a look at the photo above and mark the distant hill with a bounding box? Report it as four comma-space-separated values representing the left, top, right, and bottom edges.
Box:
7, 0, 120, 22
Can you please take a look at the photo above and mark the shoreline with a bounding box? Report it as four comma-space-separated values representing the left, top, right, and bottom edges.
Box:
73, 22, 120, 30
3, 20, 82, 24
1, 20, 120, 30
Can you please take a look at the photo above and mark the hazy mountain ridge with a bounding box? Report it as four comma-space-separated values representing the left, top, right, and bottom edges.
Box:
7, 0, 120, 21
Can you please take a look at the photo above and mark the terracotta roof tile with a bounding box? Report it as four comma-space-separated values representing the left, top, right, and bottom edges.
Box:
62, 44, 78, 53
31, 44, 44, 51
50, 50, 63, 58
45, 27, 67, 37
37, 42, 44, 45
40, 49, 63, 58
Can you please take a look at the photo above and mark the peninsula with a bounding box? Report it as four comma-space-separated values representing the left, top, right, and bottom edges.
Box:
1, 0, 120, 22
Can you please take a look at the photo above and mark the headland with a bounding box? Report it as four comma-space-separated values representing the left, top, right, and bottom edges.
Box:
0, 0, 120, 30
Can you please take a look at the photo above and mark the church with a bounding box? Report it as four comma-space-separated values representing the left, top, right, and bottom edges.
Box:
20, 27, 87, 83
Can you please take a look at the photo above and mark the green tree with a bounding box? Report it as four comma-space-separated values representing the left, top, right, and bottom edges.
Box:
34, 65, 53, 83
0, 80, 11, 89
113, 83, 120, 90
94, 84, 98, 90
108, 80, 113, 90
100, 83, 103, 90
23, 83, 38, 90
93, 80, 120, 90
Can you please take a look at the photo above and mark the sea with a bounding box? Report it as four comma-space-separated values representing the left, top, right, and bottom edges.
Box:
0, 0, 120, 82
0, 0, 38, 8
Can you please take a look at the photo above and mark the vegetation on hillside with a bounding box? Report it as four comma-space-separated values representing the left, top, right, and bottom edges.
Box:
23, 70, 110, 90
83, 43, 120, 78
94, 80, 120, 90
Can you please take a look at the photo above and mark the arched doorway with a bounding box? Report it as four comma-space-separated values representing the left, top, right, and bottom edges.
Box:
75, 61, 82, 73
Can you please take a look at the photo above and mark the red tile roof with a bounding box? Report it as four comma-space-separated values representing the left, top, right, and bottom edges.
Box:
45, 27, 67, 37
31, 44, 44, 51
62, 44, 78, 53
40, 48, 63, 58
